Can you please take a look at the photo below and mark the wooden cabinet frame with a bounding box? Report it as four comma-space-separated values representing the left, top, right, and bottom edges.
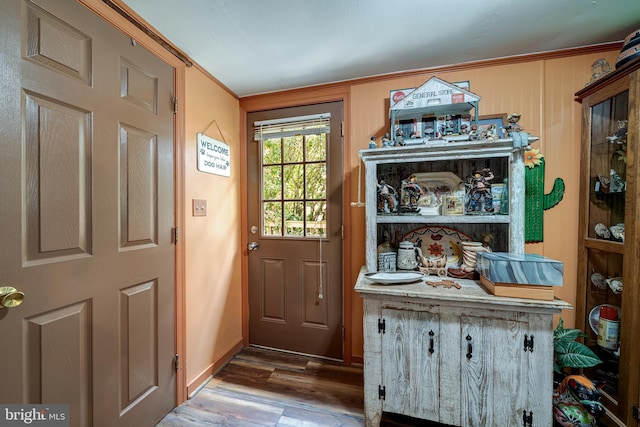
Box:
575, 58, 640, 426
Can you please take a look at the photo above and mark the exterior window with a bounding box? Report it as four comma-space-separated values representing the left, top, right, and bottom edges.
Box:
261, 133, 327, 237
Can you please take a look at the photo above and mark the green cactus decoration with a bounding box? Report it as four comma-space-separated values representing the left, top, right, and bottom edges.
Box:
525, 153, 565, 243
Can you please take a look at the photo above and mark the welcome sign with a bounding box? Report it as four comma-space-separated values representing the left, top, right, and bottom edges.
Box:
197, 133, 230, 177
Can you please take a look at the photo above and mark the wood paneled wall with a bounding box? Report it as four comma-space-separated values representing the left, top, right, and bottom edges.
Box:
241, 47, 621, 361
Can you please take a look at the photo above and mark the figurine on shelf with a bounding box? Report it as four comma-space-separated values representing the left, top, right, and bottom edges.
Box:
469, 123, 480, 141
368, 136, 377, 149
597, 168, 625, 193
377, 179, 397, 213
466, 168, 494, 213
395, 128, 405, 146
399, 174, 424, 213
381, 132, 393, 147
443, 115, 456, 135
586, 58, 612, 86
610, 223, 625, 242
418, 254, 448, 277
486, 124, 499, 140
609, 168, 625, 193
606, 120, 628, 143
424, 126, 436, 140
503, 113, 523, 136
506, 113, 531, 150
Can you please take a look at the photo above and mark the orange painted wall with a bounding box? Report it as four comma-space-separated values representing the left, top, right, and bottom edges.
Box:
183, 66, 243, 389
346, 51, 620, 358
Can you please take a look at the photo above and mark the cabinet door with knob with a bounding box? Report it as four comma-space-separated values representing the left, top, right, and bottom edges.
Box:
381, 306, 441, 421
459, 312, 552, 427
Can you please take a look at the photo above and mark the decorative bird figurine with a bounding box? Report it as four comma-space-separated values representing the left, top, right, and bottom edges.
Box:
552, 375, 605, 427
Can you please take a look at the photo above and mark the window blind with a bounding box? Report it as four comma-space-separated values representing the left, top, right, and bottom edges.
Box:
253, 113, 330, 141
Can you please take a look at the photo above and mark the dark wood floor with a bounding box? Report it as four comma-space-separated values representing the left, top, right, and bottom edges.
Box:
156, 346, 439, 427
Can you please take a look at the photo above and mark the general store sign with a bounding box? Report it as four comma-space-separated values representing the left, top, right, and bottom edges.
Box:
197, 133, 230, 177
390, 77, 481, 112
391, 77, 481, 111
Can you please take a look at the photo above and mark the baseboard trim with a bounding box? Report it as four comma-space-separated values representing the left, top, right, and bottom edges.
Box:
186, 339, 244, 397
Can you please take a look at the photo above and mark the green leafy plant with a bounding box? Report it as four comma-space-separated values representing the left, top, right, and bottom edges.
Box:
553, 319, 602, 374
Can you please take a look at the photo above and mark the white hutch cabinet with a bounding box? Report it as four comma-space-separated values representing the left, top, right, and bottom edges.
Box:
355, 140, 571, 426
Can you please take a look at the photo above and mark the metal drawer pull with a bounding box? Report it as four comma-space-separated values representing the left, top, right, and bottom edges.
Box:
466, 334, 473, 359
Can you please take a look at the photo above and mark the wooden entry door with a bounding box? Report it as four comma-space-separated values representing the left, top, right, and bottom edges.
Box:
247, 102, 344, 360
0, 1, 176, 426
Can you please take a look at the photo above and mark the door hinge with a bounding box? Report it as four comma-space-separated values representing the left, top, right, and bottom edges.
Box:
172, 96, 178, 114
172, 227, 178, 244
522, 410, 533, 426
174, 353, 180, 371
524, 334, 534, 352
341, 121, 344, 137
341, 224, 344, 239
633, 405, 639, 420
378, 385, 386, 400
378, 318, 385, 334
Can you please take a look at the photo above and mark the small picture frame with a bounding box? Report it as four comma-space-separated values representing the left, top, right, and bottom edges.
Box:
442, 195, 465, 215
491, 183, 505, 214
477, 114, 507, 139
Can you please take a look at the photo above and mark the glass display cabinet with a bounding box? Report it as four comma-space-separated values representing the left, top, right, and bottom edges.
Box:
575, 57, 640, 427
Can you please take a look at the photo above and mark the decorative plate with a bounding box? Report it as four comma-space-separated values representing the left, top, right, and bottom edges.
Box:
402, 226, 473, 268
589, 304, 621, 334
364, 271, 425, 285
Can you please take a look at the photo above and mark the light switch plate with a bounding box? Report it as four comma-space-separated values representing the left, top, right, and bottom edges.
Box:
192, 199, 207, 216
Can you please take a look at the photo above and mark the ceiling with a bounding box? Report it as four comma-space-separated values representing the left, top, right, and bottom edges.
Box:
120, 0, 640, 98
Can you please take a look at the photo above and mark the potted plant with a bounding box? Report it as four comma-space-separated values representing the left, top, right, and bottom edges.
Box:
553, 318, 601, 374
552, 319, 605, 426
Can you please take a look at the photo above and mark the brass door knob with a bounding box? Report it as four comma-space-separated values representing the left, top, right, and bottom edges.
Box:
0, 286, 25, 308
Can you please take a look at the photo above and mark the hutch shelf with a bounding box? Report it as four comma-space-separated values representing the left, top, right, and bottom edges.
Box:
360, 137, 530, 272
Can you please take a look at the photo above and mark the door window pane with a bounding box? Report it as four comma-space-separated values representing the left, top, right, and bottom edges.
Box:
283, 164, 304, 199
263, 202, 282, 236
284, 201, 304, 236
262, 138, 281, 164
306, 134, 327, 162
260, 130, 328, 238
306, 201, 326, 237
283, 135, 303, 163
305, 164, 326, 199
262, 165, 282, 200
